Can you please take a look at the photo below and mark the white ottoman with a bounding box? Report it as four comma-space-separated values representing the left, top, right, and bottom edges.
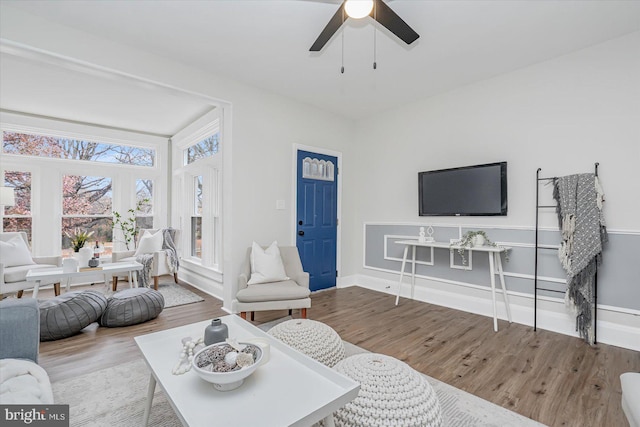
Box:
268, 319, 345, 367
332, 353, 443, 427
621, 372, 640, 427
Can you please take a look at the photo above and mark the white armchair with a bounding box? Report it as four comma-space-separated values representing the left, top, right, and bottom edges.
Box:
234, 245, 311, 321
0, 232, 62, 298
111, 228, 180, 290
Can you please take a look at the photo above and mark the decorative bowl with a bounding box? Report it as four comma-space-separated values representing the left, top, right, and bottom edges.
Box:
192, 342, 263, 391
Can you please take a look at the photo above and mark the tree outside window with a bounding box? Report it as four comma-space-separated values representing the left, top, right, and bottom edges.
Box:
191, 175, 203, 258
136, 178, 154, 230
2, 171, 32, 243
62, 175, 112, 256
185, 133, 219, 165
3, 131, 155, 166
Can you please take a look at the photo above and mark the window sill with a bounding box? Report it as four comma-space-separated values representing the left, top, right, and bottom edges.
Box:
180, 258, 223, 283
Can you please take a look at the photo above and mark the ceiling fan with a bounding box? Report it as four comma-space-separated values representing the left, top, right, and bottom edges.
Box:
309, 0, 419, 52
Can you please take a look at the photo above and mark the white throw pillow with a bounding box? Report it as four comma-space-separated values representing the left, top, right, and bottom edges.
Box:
0, 235, 35, 267
247, 241, 289, 285
135, 230, 163, 256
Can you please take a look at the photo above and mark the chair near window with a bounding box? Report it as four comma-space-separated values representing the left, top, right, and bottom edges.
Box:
234, 244, 311, 321
0, 232, 62, 298
111, 229, 180, 290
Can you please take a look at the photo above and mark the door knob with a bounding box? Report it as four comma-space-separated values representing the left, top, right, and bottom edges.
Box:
298, 231, 304, 236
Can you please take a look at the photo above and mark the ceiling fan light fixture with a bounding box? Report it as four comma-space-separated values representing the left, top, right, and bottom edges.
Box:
344, 0, 374, 19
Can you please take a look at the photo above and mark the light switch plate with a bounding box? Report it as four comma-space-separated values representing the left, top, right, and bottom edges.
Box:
276, 200, 285, 210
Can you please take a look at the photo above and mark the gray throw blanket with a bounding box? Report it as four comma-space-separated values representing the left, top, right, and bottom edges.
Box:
135, 228, 180, 288
162, 228, 180, 274
135, 253, 154, 288
553, 173, 607, 344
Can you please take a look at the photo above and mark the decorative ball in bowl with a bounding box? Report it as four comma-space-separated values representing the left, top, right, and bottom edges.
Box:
192, 342, 263, 391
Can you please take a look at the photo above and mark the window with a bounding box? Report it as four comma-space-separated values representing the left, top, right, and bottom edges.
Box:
2, 171, 32, 244
1, 112, 167, 259
173, 109, 221, 271
135, 179, 154, 230
191, 175, 203, 258
62, 175, 113, 256
184, 133, 219, 165
3, 131, 155, 167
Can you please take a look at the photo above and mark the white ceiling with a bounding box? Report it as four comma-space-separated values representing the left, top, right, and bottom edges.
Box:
1, 0, 639, 133
0, 54, 214, 137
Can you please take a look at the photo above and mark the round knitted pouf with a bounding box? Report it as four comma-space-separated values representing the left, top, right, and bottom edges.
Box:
268, 319, 345, 367
39, 290, 108, 341
332, 353, 443, 427
99, 287, 164, 328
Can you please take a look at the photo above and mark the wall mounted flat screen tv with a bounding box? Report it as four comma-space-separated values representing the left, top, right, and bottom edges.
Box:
418, 162, 507, 216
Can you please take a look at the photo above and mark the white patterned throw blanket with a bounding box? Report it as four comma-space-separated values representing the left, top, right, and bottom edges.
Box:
553, 173, 607, 344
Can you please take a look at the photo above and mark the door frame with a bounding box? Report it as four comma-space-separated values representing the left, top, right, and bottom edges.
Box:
291, 144, 342, 282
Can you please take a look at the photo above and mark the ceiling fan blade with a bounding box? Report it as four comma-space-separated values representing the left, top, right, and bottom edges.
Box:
309, 2, 346, 52
372, 0, 419, 45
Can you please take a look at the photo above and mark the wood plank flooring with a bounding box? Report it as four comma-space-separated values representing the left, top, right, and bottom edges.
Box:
35, 284, 638, 427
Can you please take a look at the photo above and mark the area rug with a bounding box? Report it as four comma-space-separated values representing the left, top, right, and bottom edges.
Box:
94, 282, 204, 309
153, 283, 204, 309
52, 318, 545, 427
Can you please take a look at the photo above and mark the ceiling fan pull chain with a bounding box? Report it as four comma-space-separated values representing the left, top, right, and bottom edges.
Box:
341, 21, 345, 74
373, 1, 377, 70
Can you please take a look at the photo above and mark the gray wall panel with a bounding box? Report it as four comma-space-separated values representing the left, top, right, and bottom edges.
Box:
364, 224, 638, 311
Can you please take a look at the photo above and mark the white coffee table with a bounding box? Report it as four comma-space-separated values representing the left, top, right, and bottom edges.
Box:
25, 261, 143, 297
135, 315, 360, 427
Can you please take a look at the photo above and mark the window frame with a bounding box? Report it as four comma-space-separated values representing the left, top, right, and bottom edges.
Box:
172, 109, 221, 272
1, 111, 168, 257
2, 130, 156, 167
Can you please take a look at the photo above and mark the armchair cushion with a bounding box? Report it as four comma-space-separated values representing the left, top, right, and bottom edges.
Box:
135, 229, 163, 256
0, 235, 35, 267
4, 264, 58, 284
236, 280, 310, 303
248, 241, 289, 285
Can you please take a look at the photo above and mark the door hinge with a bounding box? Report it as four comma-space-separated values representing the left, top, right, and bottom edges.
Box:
336, 218, 339, 226
336, 271, 338, 277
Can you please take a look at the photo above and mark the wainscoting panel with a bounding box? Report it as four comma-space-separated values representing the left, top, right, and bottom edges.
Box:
364, 223, 640, 312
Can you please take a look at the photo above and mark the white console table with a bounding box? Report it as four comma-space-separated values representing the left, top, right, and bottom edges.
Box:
394, 240, 512, 332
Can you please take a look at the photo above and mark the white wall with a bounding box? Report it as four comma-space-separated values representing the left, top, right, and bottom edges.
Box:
343, 31, 640, 277
0, 7, 355, 309
338, 32, 640, 349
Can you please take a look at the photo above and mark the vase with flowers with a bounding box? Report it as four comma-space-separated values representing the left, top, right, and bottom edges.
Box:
66, 228, 94, 267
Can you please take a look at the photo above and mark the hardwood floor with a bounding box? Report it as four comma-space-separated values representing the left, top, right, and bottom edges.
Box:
36, 284, 638, 427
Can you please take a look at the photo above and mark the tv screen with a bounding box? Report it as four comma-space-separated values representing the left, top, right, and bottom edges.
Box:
418, 162, 507, 216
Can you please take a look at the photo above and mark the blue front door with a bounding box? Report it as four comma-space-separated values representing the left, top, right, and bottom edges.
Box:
296, 150, 338, 292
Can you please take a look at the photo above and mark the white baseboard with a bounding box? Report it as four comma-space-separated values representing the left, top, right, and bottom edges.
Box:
337, 274, 640, 352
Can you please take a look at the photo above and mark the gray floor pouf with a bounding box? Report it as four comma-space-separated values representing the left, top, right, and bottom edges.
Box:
100, 287, 164, 327
332, 353, 443, 427
39, 290, 108, 341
